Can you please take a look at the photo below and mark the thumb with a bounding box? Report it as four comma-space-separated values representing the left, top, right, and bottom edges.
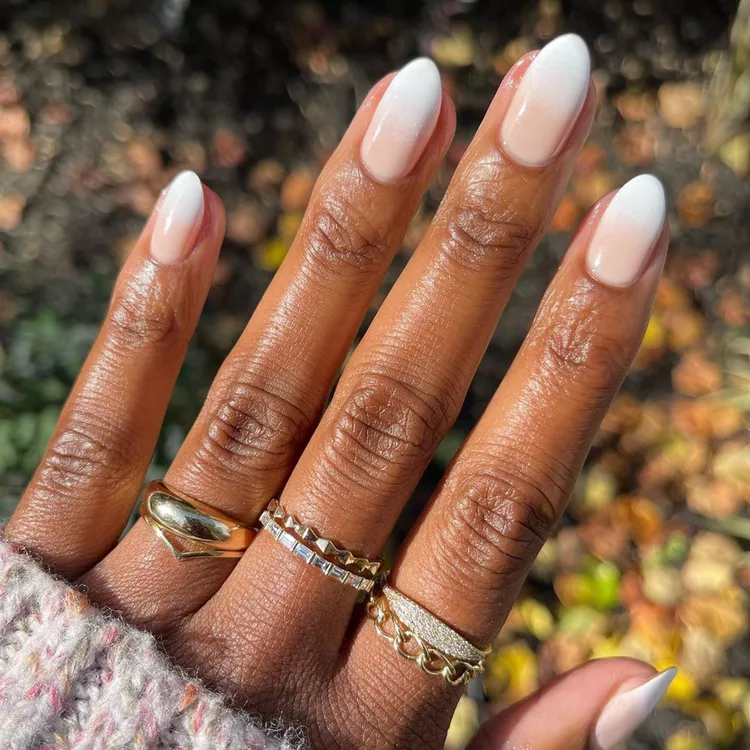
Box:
468, 658, 677, 750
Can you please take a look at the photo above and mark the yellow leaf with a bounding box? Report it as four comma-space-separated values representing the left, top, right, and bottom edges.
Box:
517, 599, 555, 640
445, 696, 479, 750
666, 668, 701, 703
665, 730, 711, 750
715, 678, 750, 710
687, 698, 737, 744
486, 641, 538, 703
257, 238, 288, 271
642, 313, 667, 350
430, 28, 474, 68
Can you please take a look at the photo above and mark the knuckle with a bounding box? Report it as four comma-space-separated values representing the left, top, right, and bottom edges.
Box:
536, 294, 631, 396
107, 269, 180, 350
439, 163, 535, 274
437, 453, 568, 587
196, 381, 311, 481
303, 189, 390, 279
37, 418, 138, 493
324, 373, 453, 493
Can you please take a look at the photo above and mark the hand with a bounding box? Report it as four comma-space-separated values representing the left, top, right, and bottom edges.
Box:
7, 35, 674, 749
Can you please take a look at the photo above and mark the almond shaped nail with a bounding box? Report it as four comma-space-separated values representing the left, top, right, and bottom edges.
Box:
592, 668, 677, 750
150, 170, 205, 265
361, 57, 442, 184
586, 174, 666, 287
501, 34, 590, 167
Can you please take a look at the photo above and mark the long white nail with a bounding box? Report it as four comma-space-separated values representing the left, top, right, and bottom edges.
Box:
150, 170, 204, 264
592, 668, 677, 750
587, 174, 666, 287
361, 58, 442, 184
501, 34, 590, 167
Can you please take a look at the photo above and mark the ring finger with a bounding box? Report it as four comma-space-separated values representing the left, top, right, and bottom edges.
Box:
6, 172, 223, 578
82, 60, 455, 627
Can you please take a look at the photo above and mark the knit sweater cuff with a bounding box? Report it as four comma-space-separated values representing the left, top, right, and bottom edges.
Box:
0, 532, 306, 749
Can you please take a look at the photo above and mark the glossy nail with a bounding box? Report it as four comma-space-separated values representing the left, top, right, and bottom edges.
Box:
586, 174, 666, 287
592, 668, 677, 750
361, 57, 442, 184
501, 34, 590, 167
150, 170, 204, 264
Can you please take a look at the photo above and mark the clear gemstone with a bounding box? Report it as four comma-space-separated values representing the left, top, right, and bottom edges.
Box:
293, 544, 314, 563
329, 566, 349, 584
280, 532, 297, 551
311, 556, 332, 574
348, 574, 363, 589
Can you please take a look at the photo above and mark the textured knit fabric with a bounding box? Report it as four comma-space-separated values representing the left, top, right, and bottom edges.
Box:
0, 534, 307, 750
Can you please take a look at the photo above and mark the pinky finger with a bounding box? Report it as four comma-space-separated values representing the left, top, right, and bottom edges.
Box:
468, 659, 676, 750
7, 172, 224, 578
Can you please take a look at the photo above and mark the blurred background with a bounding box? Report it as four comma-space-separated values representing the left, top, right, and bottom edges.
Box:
0, 0, 748, 747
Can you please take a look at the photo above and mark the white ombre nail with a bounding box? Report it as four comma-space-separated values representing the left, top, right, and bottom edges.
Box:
361, 58, 442, 183
587, 174, 666, 287
501, 34, 590, 166
592, 668, 677, 750
150, 170, 204, 264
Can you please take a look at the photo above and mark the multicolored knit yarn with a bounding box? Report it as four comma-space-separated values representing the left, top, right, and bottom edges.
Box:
0, 534, 306, 750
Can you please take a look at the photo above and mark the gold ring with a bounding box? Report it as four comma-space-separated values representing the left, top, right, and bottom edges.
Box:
366, 581, 490, 686
140, 480, 257, 560
259, 508, 377, 592
266, 499, 383, 577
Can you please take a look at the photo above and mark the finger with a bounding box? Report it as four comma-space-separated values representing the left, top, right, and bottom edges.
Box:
353, 175, 667, 732
392, 174, 668, 646
82, 60, 455, 627
6, 172, 224, 577
468, 660, 676, 750
188, 35, 595, 689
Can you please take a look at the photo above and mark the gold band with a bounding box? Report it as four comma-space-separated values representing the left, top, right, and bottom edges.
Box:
267, 499, 383, 577
140, 481, 256, 560
367, 583, 490, 686
259, 509, 376, 593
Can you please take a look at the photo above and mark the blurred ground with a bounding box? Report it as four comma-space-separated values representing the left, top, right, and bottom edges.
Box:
0, 1, 749, 748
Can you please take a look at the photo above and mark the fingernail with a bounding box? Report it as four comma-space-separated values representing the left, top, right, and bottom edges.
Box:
500, 34, 590, 167
586, 174, 666, 287
361, 57, 442, 184
592, 668, 677, 750
150, 170, 205, 264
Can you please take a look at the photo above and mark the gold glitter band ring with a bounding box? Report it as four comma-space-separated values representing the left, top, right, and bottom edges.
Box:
366, 583, 490, 686
140, 480, 256, 560
259, 509, 376, 593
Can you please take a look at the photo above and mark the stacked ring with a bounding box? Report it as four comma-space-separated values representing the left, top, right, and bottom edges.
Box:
266, 499, 383, 577
367, 582, 490, 686
140, 481, 256, 560
259, 501, 382, 592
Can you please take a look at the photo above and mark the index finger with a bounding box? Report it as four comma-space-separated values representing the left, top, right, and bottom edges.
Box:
349, 174, 668, 720
397, 175, 668, 644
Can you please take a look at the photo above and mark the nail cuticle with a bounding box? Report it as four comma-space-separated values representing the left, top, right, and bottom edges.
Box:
150, 170, 205, 266
585, 174, 666, 288
360, 57, 442, 184
500, 34, 590, 168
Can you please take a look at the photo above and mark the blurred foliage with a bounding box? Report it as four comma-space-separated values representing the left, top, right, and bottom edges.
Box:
705, 0, 750, 154
0, 312, 94, 513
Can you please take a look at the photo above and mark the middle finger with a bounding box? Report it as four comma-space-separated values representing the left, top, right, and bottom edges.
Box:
192, 35, 595, 689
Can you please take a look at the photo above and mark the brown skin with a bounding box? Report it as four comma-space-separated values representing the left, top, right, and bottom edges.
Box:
7, 52, 668, 749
